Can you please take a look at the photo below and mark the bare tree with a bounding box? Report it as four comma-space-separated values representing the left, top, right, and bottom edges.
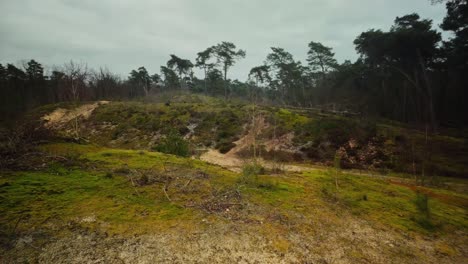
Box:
62, 60, 89, 102
90, 67, 120, 99
248, 66, 269, 160
62, 60, 89, 139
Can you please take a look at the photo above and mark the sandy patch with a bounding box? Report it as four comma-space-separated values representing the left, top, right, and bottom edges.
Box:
42, 101, 109, 129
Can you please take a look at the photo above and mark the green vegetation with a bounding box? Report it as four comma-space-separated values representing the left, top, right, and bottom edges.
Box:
2, 142, 466, 237
89, 100, 247, 152
1, 142, 242, 236
239, 162, 265, 186
0, 169, 191, 235
1, 139, 466, 262
305, 170, 467, 233
274, 108, 309, 132
27, 97, 466, 178
153, 130, 190, 157
1, 1, 467, 262
414, 192, 433, 230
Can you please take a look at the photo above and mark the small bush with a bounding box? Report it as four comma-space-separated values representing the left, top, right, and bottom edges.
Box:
321, 186, 334, 201
138, 173, 149, 185
275, 108, 309, 131
113, 167, 130, 174
258, 179, 279, 190
245, 162, 265, 175
415, 192, 430, 216
153, 130, 190, 157
239, 162, 264, 186
111, 123, 129, 140
414, 192, 434, 230
415, 216, 434, 230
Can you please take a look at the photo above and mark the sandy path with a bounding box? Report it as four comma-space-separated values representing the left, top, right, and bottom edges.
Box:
199, 148, 311, 173
200, 115, 311, 173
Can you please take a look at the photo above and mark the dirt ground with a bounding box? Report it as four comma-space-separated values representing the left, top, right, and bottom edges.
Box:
200, 116, 307, 173
5, 211, 465, 264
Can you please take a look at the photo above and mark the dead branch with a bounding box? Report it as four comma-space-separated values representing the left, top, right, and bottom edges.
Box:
163, 183, 172, 202
128, 171, 141, 196
45, 155, 69, 161
182, 179, 192, 190
24, 241, 42, 251
18, 152, 70, 162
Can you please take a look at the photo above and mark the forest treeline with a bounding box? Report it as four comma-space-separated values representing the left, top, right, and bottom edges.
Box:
1, 0, 466, 128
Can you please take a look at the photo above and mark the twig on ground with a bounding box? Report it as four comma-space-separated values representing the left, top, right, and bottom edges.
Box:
182, 179, 192, 190
128, 170, 141, 196
163, 183, 172, 202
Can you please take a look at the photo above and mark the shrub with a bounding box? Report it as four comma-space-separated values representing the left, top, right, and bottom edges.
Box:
321, 186, 336, 201
113, 167, 130, 174
414, 192, 434, 230
257, 179, 279, 190
415, 192, 430, 217
275, 108, 309, 131
111, 123, 129, 140
239, 162, 264, 186
153, 130, 190, 157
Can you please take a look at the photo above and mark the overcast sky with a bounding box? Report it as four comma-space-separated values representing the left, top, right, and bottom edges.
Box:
1, 0, 447, 81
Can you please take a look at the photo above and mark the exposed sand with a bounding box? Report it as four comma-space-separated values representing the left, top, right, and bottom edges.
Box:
42, 101, 109, 128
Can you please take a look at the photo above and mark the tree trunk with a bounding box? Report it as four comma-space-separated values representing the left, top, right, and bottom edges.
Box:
204, 67, 207, 94
417, 50, 437, 132
224, 65, 228, 101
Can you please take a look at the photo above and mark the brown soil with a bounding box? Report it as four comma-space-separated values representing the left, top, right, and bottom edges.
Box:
6, 212, 465, 264
200, 115, 308, 173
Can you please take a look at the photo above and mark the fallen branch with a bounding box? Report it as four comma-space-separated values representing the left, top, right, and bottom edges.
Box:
185, 202, 242, 209
128, 171, 141, 197
25, 241, 42, 251
215, 203, 242, 206
163, 183, 172, 202
182, 179, 192, 190
45, 155, 69, 161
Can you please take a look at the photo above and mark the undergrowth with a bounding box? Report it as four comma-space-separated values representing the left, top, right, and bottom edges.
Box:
2, 142, 466, 244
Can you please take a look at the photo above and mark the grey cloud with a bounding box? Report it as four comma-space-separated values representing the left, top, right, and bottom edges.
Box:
0, 0, 446, 80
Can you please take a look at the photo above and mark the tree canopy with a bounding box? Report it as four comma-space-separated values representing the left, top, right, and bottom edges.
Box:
1, 5, 466, 127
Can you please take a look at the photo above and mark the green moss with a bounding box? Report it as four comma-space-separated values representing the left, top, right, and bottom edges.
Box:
377, 123, 468, 177
0, 159, 213, 235
303, 171, 468, 233
4, 135, 467, 242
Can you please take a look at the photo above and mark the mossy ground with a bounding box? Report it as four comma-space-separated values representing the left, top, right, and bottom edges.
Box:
2, 96, 467, 262
1, 143, 466, 244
